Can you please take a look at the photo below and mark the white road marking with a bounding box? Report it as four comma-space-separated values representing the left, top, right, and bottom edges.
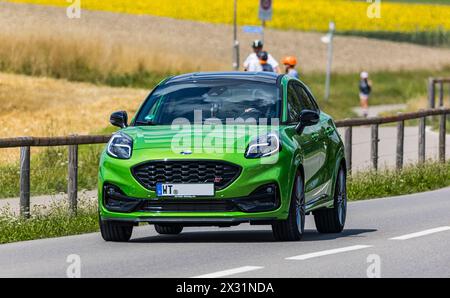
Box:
285, 245, 373, 261
389, 226, 450, 240
193, 266, 264, 278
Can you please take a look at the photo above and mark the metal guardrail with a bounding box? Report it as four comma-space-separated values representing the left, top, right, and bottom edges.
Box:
0, 108, 448, 218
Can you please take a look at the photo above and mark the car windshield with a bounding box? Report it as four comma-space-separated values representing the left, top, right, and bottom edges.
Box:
134, 79, 281, 125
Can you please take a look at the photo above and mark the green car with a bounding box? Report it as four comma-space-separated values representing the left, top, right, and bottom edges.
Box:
98, 72, 347, 242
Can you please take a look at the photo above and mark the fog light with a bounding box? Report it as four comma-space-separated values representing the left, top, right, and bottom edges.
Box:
233, 184, 279, 213
103, 184, 141, 213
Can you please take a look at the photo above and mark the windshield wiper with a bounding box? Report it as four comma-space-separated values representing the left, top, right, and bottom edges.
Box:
134, 120, 158, 126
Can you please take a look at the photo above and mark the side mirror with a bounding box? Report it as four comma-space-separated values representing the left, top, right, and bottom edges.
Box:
110, 111, 128, 128
295, 110, 320, 134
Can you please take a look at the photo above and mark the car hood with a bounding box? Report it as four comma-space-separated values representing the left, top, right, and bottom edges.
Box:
120, 125, 280, 150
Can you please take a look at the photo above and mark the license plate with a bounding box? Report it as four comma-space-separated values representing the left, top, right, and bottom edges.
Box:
156, 183, 214, 197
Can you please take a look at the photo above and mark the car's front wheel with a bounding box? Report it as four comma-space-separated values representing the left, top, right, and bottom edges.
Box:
272, 172, 305, 241
99, 218, 133, 242
154, 224, 183, 235
314, 165, 347, 233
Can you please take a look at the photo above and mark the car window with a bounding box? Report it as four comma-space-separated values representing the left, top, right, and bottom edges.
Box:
303, 86, 320, 111
134, 79, 281, 125
287, 82, 302, 122
293, 83, 318, 112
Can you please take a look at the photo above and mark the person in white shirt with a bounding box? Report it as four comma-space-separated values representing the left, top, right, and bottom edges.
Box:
243, 40, 280, 74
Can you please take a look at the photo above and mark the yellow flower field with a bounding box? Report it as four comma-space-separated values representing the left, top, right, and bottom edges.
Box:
6, 0, 450, 32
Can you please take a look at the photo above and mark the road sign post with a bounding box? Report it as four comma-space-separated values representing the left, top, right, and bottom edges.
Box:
323, 21, 335, 101
232, 0, 240, 70
259, 0, 273, 44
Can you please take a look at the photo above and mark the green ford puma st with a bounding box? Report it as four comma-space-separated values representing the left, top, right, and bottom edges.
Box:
98, 72, 347, 242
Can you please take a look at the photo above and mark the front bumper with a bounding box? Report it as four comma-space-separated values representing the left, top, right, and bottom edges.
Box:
100, 216, 278, 227
103, 182, 280, 213
98, 150, 294, 223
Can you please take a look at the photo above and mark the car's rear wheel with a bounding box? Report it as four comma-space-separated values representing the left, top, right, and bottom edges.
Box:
99, 218, 133, 242
272, 172, 305, 241
314, 165, 347, 233
154, 224, 183, 235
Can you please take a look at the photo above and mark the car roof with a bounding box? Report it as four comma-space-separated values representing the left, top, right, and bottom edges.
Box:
165, 71, 283, 85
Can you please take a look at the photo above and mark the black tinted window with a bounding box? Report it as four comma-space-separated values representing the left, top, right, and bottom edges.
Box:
287, 83, 302, 122
293, 83, 318, 111
135, 79, 281, 125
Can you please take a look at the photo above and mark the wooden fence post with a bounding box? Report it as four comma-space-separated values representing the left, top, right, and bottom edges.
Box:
396, 120, 404, 170
19, 146, 30, 219
439, 112, 446, 163
345, 126, 352, 173
428, 78, 435, 109
439, 81, 444, 107
419, 116, 426, 164
371, 124, 379, 171
68, 144, 78, 215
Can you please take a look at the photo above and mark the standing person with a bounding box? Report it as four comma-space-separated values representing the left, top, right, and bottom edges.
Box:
243, 40, 281, 73
282, 56, 299, 79
359, 71, 372, 118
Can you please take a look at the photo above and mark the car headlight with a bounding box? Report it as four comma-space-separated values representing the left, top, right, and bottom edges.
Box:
245, 133, 280, 158
107, 133, 133, 159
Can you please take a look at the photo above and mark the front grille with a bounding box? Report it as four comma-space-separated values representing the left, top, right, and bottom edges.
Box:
132, 160, 241, 191
138, 199, 238, 212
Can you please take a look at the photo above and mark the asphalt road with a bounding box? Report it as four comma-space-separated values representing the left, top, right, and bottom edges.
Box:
1, 187, 450, 278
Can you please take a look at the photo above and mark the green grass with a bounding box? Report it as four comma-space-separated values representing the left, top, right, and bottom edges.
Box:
338, 29, 450, 47
303, 67, 450, 119
2, 59, 172, 90
0, 199, 98, 244
0, 145, 103, 199
348, 161, 450, 200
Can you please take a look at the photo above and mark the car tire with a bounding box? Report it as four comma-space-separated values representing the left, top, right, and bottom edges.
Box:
272, 172, 305, 241
314, 165, 347, 233
99, 218, 133, 242
154, 224, 183, 235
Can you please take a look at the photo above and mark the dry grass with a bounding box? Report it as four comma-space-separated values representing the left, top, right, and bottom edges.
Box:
0, 2, 222, 78
0, 2, 450, 75
0, 72, 147, 163
0, 73, 147, 137
0, 29, 208, 80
